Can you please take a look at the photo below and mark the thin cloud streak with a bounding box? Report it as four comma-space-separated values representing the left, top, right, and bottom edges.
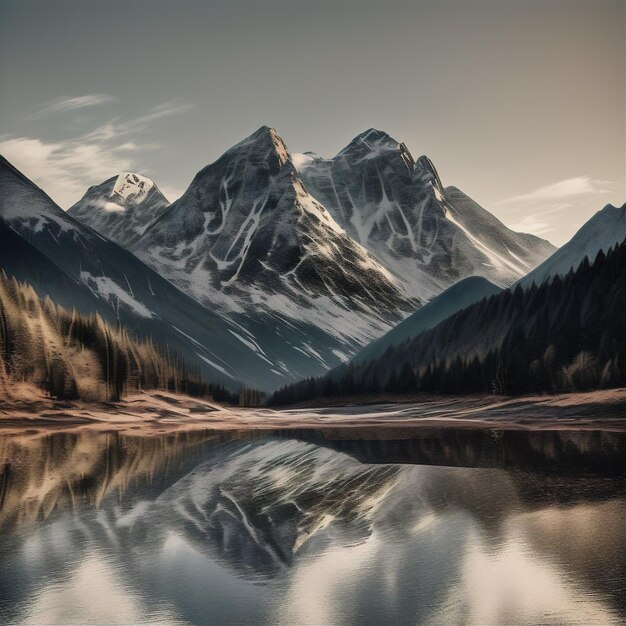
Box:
496, 176, 611, 206
509, 215, 555, 236
0, 136, 136, 208
83, 101, 195, 141
1, 100, 194, 208
27, 94, 117, 119
127, 101, 195, 131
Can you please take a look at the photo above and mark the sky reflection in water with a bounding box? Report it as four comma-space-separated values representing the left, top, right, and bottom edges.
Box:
0, 428, 623, 625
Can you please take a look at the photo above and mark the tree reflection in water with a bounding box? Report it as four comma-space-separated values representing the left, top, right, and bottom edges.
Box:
0, 427, 623, 625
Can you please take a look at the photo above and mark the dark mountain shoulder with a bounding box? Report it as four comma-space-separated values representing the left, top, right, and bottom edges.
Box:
352, 276, 502, 364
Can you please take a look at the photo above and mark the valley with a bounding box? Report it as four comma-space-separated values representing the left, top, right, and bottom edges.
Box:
1, 3, 624, 624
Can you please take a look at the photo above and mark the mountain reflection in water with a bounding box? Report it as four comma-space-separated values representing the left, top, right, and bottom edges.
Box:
0, 427, 624, 625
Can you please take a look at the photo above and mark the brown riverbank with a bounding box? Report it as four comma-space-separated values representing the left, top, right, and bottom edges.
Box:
0, 384, 625, 437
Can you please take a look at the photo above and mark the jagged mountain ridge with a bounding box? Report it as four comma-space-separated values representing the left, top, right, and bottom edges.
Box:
1, 154, 402, 390
62, 126, 558, 387
68, 172, 170, 247
131, 126, 415, 348
296, 128, 555, 299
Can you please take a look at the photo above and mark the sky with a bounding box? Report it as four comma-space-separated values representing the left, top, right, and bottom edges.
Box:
0, 0, 623, 246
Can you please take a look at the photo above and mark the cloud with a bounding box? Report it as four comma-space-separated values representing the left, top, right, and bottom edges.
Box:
28, 94, 117, 119
125, 101, 194, 131
496, 176, 611, 206
0, 136, 136, 208
93, 198, 126, 213
509, 215, 554, 236
1, 101, 193, 208
83, 100, 194, 141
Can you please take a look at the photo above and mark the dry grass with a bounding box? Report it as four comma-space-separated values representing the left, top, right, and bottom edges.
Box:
0, 383, 624, 437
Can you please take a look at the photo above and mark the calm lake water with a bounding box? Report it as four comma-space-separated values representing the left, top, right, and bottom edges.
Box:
0, 426, 624, 625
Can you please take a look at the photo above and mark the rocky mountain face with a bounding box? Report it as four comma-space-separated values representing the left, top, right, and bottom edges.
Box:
1, 154, 410, 389
131, 126, 414, 349
4, 127, 563, 391
0, 155, 311, 390
68, 172, 170, 247
296, 129, 555, 300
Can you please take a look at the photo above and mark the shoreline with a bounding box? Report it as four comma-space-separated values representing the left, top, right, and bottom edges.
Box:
0, 386, 625, 437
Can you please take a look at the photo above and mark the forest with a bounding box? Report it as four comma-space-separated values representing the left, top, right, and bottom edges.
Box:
270, 241, 626, 405
0, 271, 236, 403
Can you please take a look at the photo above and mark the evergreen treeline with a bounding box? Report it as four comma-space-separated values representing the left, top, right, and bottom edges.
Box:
270, 241, 626, 405
0, 271, 237, 403
238, 388, 265, 407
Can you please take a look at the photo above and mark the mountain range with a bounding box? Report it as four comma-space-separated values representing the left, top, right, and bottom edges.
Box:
0, 156, 288, 390
296, 128, 554, 299
128, 126, 414, 350
3, 126, 621, 394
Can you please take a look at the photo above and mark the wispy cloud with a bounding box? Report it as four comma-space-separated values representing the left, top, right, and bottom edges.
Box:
496, 176, 611, 206
28, 94, 117, 119
125, 101, 194, 131
509, 215, 554, 236
83, 100, 194, 141
1, 100, 193, 207
0, 136, 137, 208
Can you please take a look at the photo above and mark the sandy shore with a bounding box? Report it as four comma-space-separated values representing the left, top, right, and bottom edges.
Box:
0, 385, 625, 437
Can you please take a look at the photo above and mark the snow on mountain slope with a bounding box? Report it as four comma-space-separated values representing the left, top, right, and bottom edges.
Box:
68, 172, 170, 247
517, 202, 626, 288
131, 126, 415, 351
0, 155, 82, 235
296, 129, 555, 300
352, 276, 502, 365
0, 218, 113, 318
0, 154, 320, 390
112, 171, 154, 201
150, 438, 402, 579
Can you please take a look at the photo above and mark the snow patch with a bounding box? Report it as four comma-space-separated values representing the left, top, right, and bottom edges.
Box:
331, 349, 350, 362
112, 173, 154, 203
79, 271, 154, 318
291, 153, 316, 170
94, 198, 126, 213
196, 353, 235, 379
227, 329, 274, 366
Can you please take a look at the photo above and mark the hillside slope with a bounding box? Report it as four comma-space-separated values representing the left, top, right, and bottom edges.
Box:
271, 239, 626, 403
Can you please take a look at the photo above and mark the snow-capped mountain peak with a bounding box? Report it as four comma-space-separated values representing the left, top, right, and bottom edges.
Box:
129, 126, 414, 369
517, 202, 626, 288
297, 130, 555, 299
226, 125, 290, 167
111, 172, 155, 204
68, 172, 170, 246
337, 128, 407, 163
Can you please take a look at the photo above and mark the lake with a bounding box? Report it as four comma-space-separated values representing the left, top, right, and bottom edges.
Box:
0, 426, 624, 625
